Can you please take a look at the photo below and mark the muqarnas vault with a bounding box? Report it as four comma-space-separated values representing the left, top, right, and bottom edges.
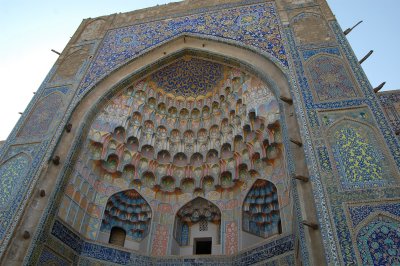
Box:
0, 0, 400, 265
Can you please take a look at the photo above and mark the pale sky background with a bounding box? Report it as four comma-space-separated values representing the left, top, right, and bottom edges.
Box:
0, 0, 399, 140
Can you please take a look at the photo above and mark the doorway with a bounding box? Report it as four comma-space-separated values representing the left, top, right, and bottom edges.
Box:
194, 237, 212, 255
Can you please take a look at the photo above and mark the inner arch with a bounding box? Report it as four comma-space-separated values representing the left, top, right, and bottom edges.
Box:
56, 44, 292, 257
172, 197, 222, 255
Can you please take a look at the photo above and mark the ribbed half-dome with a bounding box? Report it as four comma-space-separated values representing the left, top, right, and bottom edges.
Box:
88, 56, 282, 196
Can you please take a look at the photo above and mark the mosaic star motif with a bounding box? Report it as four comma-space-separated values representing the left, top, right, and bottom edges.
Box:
152, 57, 224, 97
307, 55, 358, 102
357, 216, 400, 266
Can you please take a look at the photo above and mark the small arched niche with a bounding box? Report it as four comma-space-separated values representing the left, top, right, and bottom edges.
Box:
109, 227, 126, 247
172, 197, 222, 256
99, 189, 152, 252
242, 179, 281, 248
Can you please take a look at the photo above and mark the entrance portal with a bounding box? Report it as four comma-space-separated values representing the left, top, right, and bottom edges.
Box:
172, 197, 222, 255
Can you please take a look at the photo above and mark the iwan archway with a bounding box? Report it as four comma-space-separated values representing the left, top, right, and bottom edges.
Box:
18, 35, 323, 265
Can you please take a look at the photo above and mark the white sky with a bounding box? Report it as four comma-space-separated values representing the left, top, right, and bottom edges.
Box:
0, 0, 399, 140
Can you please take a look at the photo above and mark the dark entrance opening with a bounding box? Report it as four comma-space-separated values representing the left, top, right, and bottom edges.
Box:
194, 237, 212, 255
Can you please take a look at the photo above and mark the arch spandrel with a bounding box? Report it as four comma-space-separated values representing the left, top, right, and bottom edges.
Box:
77, 2, 289, 98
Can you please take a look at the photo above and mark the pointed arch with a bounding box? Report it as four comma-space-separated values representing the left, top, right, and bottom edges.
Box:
173, 197, 222, 255
327, 117, 397, 190
38, 28, 303, 260
290, 12, 334, 46
305, 53, 359, 102
51, 45, 91, 82
100, 189, 152, 244
77, 18, 106, 42
109, 227, 126, 247
242, 179, 281, 239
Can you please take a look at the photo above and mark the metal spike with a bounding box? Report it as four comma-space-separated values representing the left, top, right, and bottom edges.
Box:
344, 20, 363, 35
359, 50, 373, 64
51, 49, 61, 55
373, 82, 386, 93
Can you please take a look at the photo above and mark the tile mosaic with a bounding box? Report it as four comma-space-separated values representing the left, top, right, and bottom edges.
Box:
78, 2, 288, 97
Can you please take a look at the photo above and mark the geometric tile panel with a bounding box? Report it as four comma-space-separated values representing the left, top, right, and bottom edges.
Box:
51, 220, 84, 254
316, 147, 332, 172
81, 242, 130, 265
0, 153, 30, 239
151, 225, 169, 256
302, 47, 341, 61
18, 93, 63, 138
306, 55, 358, 102
356, 215, 400, 266
0, 153, 30, 210
329, 120, 391, 190
378, 91, 400, 135
174, 219, 190, 246
37, 246, 71, 266
234, 235, 294, 265
349, 202, 400, 227
225, 222, 238, 255
50, 218, 294, 265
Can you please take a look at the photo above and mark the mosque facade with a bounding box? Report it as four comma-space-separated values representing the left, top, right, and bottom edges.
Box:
0, 0, 400, 265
